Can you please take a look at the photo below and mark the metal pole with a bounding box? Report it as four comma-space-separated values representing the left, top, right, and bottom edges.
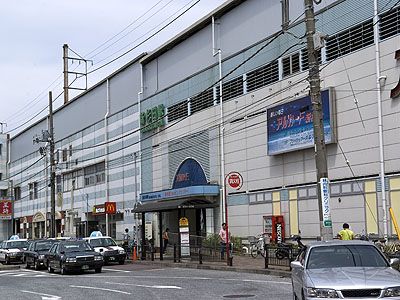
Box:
49, 91, 56, 238
44, 155, 48, 237
134, 152, 138, 245
224, 174, 230, 266
373, 0, 388, 240
304, 0, 333, 240
63, 44, 69, 105
86, 194, 89, 237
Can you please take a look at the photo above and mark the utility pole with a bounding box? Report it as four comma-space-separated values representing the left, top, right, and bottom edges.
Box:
304, 0, 333, 240
63, 44, 69, 105
49, 91, 56, 238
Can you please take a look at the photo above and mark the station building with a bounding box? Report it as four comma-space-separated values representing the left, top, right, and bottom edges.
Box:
5, 0, 400, 244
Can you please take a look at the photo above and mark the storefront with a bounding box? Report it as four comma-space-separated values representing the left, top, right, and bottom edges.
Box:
32, 212, 46, 239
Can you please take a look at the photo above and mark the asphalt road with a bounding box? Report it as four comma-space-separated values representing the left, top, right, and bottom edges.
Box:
0, 264, 293, 299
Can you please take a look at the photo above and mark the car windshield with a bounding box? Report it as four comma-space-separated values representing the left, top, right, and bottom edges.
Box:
307, 245, 389, 269
6, 241, 28, 249
89, 238, 117, 247
35, 241, 56, 251
60, 242, 92, 253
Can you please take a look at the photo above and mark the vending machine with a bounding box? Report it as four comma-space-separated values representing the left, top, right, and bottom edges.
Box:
263, 215, 285, 243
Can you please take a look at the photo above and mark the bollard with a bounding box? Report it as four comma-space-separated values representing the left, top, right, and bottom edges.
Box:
199, 248, 202, 265
173, 244, 177, 263
151, 248, 154, 261
228, 256, 233, 266
264, 244, 269, 269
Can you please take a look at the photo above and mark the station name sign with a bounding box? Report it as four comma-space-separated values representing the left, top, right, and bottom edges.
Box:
140, 104, 165, 132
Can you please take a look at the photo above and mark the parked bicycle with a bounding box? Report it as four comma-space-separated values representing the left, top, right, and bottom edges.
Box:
249, 234, 268, 258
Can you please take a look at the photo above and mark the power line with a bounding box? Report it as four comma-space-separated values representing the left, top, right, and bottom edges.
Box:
87, 0, 201, 75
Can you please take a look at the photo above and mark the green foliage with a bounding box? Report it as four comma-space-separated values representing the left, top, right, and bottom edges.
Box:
203, 233, 243, 253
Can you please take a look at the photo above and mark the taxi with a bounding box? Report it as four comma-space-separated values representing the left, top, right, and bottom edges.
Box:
84, 232, 126, 265
0, 236, 28, 265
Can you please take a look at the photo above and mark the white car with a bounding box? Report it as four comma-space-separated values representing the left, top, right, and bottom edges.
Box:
0, 239, 28, 264
83, 236, 125, 265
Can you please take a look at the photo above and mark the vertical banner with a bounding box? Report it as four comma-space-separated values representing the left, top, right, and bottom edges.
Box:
320, 178, 332, 227
0, 200, 12, 220
179, 217, 190, 256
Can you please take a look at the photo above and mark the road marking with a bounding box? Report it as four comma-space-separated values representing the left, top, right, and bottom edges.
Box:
241, 279, 291, 285
13, 274, 26, 277
106, 281, 182, 289
70, 285, 131, 295
144, 268, 165, 272
102, 268, 131, 273
20, 290, 61, 299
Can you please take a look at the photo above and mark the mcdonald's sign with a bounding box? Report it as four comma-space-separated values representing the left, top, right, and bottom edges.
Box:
105, 202, 116, 215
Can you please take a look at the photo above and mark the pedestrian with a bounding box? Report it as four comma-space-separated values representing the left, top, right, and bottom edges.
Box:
219, 223, 230, 260
338, 223, 354, 240
123, 228, 130, 248
162, 228, 169, 254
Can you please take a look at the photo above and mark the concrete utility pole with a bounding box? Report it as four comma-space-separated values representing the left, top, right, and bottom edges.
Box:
304, 0, 333, 240
63, 44, 69, 105
49, 91, 57, 238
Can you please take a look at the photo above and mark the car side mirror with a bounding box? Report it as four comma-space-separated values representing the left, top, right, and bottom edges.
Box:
60, 251, 65, 255
390, 258, 400, 270
99, 248, 104, 252
291, 261, 304, 269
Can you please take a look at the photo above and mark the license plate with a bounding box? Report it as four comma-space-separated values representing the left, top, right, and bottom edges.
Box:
109, 257, 115, 261
82, 265, 89, 270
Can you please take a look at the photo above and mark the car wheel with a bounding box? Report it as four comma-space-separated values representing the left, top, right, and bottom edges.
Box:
47, 262, 54, 273
60, 263, 67, 275
95, 267, 102, 273
118, 259, 125, 265
34, 260, 40, 271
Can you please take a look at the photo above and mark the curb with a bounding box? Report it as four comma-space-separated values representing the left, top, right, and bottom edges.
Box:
0, 265, 21, 271
130, 260, 291, 277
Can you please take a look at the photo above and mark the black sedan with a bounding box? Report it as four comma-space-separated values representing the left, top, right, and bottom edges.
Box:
24, 239, 59, 270
45, 240, 103, 275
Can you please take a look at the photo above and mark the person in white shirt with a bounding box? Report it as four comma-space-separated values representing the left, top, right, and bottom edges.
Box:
219, 223, 230, 260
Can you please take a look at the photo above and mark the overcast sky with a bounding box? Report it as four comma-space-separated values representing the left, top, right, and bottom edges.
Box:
0, 0, 225, 135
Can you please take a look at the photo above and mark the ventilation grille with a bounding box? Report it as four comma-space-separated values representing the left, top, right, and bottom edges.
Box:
326, 19, 374, 61
167, 101, 188, 123
380, 6, 400, 40
282, 52, 300, 77
246, 60, 279, 92
191, 89, 214, 114
168, 130, 210, 185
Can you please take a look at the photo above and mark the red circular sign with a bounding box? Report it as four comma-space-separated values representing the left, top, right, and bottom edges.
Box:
227, 172, 243, 190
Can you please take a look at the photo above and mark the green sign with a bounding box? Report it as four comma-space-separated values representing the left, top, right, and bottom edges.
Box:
323, 220, 332, 228
140, 104, 165, 132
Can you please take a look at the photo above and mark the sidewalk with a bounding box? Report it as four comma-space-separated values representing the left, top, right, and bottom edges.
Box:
127, 255, 291, 277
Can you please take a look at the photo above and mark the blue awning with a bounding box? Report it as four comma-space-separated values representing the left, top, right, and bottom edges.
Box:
140, 185, 220, 202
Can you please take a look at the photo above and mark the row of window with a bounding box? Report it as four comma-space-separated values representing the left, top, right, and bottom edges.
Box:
13, 162, 105, 200
164, 6, 399, 125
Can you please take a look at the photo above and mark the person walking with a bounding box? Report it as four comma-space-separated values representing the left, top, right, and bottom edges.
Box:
122, 228, 130, 247
162, 228, 169, 254
219, 223, 230, 260
338, 223, 354, 240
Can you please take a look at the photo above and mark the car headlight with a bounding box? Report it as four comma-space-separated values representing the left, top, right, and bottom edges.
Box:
384, 287, 400, 297
94, 256, 103, 261
66, 257, 76, 263
9, 253, 16, 257
39, 255, 45, 260
119, 250, 125, 254
306, 288, 339, 298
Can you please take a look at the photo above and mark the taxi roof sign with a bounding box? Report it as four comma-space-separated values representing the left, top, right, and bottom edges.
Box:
90, 231, 103, 237
9, 235, 19, 240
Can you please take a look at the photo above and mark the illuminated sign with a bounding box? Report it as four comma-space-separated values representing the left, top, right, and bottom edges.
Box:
267, 88, 335, 155
140, 104, 165, 132
105, 202, 116, 215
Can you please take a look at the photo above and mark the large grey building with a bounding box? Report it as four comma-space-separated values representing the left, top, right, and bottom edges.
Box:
6, 0, 400, 245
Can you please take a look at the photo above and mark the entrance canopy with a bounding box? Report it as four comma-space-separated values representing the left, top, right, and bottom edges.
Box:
133, 197, 218, 213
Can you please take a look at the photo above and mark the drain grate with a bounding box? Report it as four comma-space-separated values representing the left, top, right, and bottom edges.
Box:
223, 295, 255, 299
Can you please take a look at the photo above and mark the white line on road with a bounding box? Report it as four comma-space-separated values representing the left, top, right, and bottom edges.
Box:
102, 268, 131, 273
13, 274, 26, 277
70, 285, 131, 295
105, 281, 182, 289
20, 290, 61, 299
144, 268, 166, 272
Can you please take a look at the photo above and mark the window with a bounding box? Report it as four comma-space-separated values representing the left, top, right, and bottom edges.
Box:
29, 182, 38, 200
84, 162, 105, 187
62, 169, 83, 192
56, 175, 62, 193
14, 187, 21, 200
69, 145, 73, 156
0, 190, 6, 197
282, 52, 300, 77
62, 148, 68, 162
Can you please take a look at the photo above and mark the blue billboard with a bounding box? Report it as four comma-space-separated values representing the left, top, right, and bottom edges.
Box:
267, 88, 335, 155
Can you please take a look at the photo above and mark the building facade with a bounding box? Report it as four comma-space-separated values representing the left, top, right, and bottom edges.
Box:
6, 0, 400, 243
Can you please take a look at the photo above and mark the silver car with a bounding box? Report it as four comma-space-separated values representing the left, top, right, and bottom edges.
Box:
291, 240, 400, 299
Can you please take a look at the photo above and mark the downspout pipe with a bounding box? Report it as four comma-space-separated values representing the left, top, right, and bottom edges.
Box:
105, 79, 110, 236
212, 16, 226, 227
373, 0, 388, 240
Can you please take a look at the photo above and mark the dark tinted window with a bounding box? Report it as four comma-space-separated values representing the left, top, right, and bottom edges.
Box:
307, 245, 388, 269
60, 242, 92, 253
35, 241, 56, 251
6, 241, 28, 249
89, 238, 116, 247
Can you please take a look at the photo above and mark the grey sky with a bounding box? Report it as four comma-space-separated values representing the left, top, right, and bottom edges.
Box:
0, 0, 225, 135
